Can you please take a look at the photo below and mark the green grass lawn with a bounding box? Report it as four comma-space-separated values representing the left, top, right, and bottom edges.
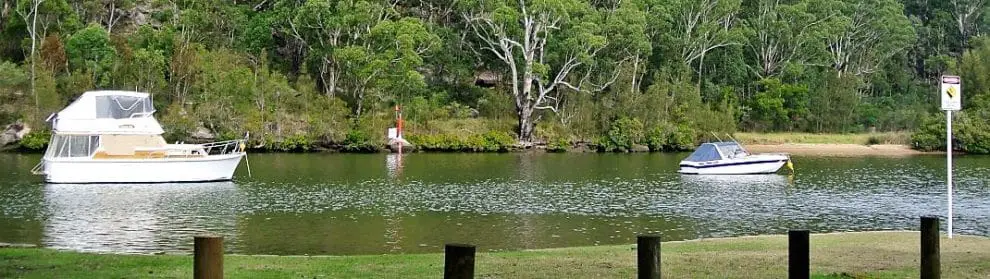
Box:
733, 132, 912, 145
2, 232, 988, 278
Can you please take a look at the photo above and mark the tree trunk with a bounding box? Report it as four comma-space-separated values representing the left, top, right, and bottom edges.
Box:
29, 0, 41, 111
517, 106, 534, 142
1, 0, 9, 31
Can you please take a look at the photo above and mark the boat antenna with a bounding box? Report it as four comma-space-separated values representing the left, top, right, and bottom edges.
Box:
710, 132, 724, 142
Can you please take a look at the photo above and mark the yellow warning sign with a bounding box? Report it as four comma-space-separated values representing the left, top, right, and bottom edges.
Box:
941, 75, 961, 111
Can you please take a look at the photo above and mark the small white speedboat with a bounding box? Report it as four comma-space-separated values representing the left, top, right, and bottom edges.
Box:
678, 142, 791, 175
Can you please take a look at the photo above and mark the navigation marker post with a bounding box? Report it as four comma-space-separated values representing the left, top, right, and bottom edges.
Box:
940, 75, 961, 238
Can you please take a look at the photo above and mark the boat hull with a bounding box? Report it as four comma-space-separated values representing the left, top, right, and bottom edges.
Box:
678, 156, 789, 175
42, 153, 244, 183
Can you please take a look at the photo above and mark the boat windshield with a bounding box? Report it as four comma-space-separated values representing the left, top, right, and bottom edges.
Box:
684, 143, 722, 162
96, 95, 154, 119
716, 142, 749, 159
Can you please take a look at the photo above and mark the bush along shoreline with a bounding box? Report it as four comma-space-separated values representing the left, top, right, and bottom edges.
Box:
4, 127, 943, 155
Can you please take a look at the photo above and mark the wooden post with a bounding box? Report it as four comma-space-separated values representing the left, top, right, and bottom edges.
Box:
444, 244, 475, 279
194, 236, 223, 279
921, 216, 941, 279
788, 230, 809, 279
637, 235, 661, 279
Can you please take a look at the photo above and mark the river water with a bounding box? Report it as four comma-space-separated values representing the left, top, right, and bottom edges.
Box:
0, 152, 987, 255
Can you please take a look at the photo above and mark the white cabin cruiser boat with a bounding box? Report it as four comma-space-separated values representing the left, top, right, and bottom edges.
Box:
678, 142, 791, 175
32, 91, 245, 183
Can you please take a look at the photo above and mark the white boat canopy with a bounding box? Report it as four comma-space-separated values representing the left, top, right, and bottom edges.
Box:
52, 91, 164, 135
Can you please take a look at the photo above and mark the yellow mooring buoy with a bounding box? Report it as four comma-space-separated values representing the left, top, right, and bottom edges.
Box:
786, 159, 794, 173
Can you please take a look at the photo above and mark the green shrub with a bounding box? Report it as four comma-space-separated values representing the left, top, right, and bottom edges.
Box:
646, 125, 672, 151
669, 124, 696, 151
18, 130, 51, 151
270, 135, 312, 152
342, 130, 381, 152
910, 115, 944, 151
911, 111, 990, 154
866, 135, 882, 145
604, 117, 644, 152
644, 122, 696, 151
466, 130, 515, 152
406, 131, 514, 152
407, 134, 464, 151
955, 112, 990, 154
547, 138, 570, 152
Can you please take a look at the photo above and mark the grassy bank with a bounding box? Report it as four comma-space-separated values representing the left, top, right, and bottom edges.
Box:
2, 232, 989, 278
734, 132, 912, 145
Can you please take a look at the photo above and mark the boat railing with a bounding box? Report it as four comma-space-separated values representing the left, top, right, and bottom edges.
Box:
201, 139, 245, 156
129, 140, 243, 159
31, 161, 45, 175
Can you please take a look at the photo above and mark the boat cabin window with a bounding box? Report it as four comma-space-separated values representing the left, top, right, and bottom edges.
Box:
95, 95, 154, 119
45, 135, 100, 158
684, 144, 722, 162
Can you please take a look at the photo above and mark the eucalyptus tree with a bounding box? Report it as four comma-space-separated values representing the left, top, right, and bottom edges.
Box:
950, 0, 986, 49
661, 0, 743, 82
291, 0, 437, 117
15, 0, 44, 108
461, 0, 606, 141
72, 0, 133, 33
741, 0, 825, 79
290, 0, 387, 98
818, 0, 915, 78
13, 0, 73, 109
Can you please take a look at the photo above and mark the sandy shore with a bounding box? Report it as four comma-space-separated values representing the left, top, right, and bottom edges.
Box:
745, 143, 934, 156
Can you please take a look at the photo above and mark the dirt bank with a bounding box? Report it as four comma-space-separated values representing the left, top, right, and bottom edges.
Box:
745, 143, 934, 156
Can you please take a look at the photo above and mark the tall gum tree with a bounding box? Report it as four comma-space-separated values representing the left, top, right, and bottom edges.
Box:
662, 0, 742, 84
15, 0, 44, 110
817, 0, 915, 78
951, 0, 986, 49
462, 0, 606, 142
742, 0, 826, 79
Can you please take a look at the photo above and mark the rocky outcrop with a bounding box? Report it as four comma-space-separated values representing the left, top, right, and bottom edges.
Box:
189, 124, 216, 142
0, 121, 30, 148
387, 137, 416, 152
630, 144, 650, 152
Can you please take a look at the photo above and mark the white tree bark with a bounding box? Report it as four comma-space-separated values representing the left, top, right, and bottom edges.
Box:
105, 0, 123, 33
464, 1, 602, 141
825, 2, 879, 78
675, 0, 740, 84
951, 0, 986, 48
16, 0, 45, 110
744, 0, 827, 78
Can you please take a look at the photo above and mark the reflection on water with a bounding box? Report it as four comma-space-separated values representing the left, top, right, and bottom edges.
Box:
386, 153, 404, 179
1, 153, 990, 255
680, 174, 791, 186
42, 182, 242, 253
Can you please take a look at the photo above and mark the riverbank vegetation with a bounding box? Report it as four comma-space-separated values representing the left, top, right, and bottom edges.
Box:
2, 232, 989, 278
1, 0, 990, 152
734, 132, 912, 145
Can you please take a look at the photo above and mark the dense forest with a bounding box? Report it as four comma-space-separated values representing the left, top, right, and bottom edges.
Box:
0, 0, 989, 152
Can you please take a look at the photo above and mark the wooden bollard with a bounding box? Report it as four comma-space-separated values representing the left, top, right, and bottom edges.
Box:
788, 230, 809, 279
921, 216, 940, 279
444, 244, 475, 279
194, 236, 224, 279
637, 235, 661, 279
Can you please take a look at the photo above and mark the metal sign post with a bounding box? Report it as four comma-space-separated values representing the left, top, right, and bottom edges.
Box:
941, 75, 961, 238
